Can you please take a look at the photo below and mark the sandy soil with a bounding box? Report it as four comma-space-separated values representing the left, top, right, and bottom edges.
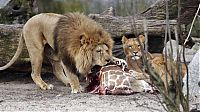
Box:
0, 72, 198, 111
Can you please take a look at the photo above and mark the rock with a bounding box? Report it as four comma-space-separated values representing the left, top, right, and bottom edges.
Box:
192, 42, 200, 51
0, 0, 38, 24
183, 49, 200, 96
163, 40, 197, 63
0, 0, 11, 9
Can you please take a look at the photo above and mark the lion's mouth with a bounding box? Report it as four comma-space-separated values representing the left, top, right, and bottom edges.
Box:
131, 55, 140, 60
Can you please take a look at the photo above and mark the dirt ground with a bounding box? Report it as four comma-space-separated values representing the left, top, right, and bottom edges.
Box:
0, 72, 198, 111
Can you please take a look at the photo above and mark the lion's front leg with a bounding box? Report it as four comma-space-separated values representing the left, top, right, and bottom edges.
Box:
50, 60, 69, 86
44, 44, 69, 86
61, 62, 81, 93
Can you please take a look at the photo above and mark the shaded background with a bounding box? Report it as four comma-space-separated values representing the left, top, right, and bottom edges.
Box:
37, 0, 156, 16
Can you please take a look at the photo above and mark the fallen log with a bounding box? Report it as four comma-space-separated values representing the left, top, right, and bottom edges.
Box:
140, 0, 200, 25
0, 24, 51, 72
88, 14, 177, 37
0, 24, 26, 70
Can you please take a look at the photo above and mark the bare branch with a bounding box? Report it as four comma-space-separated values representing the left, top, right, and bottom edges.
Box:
184, 4, 200, 45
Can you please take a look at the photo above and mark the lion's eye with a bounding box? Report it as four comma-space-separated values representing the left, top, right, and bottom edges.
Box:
138, 45, 140, 47
96, 50, 101, 53
128, 46, 132, 49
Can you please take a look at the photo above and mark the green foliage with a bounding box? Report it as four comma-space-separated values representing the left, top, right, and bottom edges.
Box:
189, 17, 200, 37
36, 0, 88, 14
36, 0, 151, 16
115, 0, 149, 16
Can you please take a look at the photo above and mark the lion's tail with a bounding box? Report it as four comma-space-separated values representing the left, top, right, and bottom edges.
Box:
0, 33, 24, 70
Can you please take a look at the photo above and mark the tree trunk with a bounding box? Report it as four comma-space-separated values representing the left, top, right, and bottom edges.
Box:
140, 0, 200, 25
88, 14, 177, 37
0, 24, 51, 72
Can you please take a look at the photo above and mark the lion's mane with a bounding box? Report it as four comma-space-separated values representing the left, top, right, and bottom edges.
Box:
54, 13, 113, 75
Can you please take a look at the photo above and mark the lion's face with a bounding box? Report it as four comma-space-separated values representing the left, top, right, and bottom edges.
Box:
122, 35, 145, 60
92, 44, 112, 66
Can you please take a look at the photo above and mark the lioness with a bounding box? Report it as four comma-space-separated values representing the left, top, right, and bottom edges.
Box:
122, 35, 186, 91
122, 35, 158, 72
0, 13, 114, 93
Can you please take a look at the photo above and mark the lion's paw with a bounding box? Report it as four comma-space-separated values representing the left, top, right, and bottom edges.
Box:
71, 88, 82, 94
47, 84, 54, 90
41, 84, 54, 90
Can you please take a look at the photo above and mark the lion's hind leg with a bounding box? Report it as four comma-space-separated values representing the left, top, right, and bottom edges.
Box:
29, 48, 54, 90
24, 33, 53, 90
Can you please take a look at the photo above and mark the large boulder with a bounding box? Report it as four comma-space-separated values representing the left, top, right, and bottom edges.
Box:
183, 49, 200, 96
163, 40, 197, 63
0, 0, 11, 9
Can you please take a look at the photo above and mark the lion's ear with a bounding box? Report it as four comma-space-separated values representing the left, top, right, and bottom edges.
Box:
80, 33, 88, 45
122, 36, 128, 44
138, 35, 145, 43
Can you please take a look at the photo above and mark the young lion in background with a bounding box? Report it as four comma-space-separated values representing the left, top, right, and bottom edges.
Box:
122, 35, 186, 91
0, 13, 114, 93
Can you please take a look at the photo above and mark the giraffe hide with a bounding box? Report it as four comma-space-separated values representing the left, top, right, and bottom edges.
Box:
85, 63, 157, 95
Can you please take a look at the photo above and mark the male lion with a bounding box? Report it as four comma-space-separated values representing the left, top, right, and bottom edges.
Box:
0, 13, 113, 93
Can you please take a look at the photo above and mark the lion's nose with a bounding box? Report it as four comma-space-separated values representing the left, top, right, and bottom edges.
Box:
133, 52, 137, 55
106, 59, 111, 63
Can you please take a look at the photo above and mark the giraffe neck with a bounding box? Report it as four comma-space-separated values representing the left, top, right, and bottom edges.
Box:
100, 65, 131, 89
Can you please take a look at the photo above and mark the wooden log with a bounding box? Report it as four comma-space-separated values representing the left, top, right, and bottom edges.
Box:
140, 0, 200, 25
0, 24, 31, 72
0, 24, 24, 65
88, 14, 177, 37
0, 24, 51, 72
